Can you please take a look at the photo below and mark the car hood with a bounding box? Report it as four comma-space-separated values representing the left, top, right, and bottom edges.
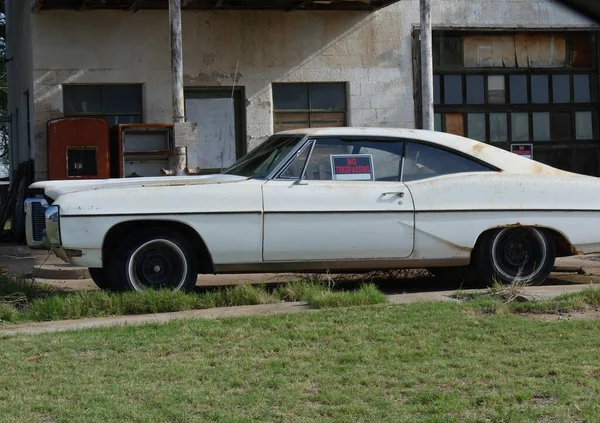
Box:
30, 174, 250, 200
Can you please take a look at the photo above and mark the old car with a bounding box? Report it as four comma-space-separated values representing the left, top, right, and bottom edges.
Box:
24, 128, 600, 291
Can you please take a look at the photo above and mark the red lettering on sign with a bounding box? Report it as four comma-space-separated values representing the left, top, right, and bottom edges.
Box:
347, 158, 357, 165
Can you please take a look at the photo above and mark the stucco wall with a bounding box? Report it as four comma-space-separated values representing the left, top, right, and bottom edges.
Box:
6, 0, 34, 176
30, 0, 598, 180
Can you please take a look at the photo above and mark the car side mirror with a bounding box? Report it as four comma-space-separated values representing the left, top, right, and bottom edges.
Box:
294, 177, 308, 186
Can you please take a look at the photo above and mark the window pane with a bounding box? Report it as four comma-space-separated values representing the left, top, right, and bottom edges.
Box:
576, 111, 594, 140
442, 36, 463, 66
552, 75, 571, 104
273, 84, 309, 110
359, 141, 404, 181
305, 139, 353, 180
466, 75, 484, 104
309, 112, 345, 128
433, 35, 441, 67
444, 113, 464, 136
434, 113, 442, 132
488, 75, 506, 104
279, 143, 311, 180
571, 33, 594, 68
574, 74, 591, 103
63, 85, 103, 114
274, 112, 309, 132
552, 112, 572, 140
310, 83, 346, 110
444, 75, 463, 105
490, 113, 507, 142
103, 85, 143, 114
509, 75, 528, 104
403, 142, 491, 182
511, 113, 530, 141
467, 113, 486, 141
103, 115, 143, 126
434, 75, 441, 105
531, 75, 549, 104
532, 112, 551, 141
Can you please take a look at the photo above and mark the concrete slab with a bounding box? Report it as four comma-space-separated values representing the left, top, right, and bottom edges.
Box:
1, 283, 596, 337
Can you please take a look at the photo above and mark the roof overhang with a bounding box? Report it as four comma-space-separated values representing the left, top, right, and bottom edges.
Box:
33, 0, 402, 13
558, 0, 600, 23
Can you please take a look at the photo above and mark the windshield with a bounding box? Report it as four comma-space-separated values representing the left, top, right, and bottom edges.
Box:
223, 135, 304, 178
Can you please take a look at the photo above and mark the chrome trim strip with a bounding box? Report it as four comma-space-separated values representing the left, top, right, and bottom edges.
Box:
60, 211, 264, 218
214, 258, 470, 274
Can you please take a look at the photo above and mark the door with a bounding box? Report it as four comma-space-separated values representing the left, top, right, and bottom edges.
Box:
184, 88, 246, 173
262, 137, 415, 262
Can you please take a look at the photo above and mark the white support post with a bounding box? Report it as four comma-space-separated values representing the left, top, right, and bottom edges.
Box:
420, 0, 434, 131
169, 0, 185, 124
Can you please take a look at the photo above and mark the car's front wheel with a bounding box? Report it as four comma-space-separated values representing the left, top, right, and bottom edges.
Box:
108, 228, 198, 292
476, 227, 556, 286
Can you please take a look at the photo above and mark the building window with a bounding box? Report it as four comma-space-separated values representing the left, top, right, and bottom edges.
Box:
432, 32, 598, 144
272, 83, 347, 132
63, 84, 143, 126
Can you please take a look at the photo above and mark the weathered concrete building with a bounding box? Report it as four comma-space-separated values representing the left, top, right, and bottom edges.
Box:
6, 0, 600, 180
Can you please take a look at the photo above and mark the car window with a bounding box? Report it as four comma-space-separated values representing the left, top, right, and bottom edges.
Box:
279, 138, 403, 181
402, 142, 493, 182
278, 142, 312, 179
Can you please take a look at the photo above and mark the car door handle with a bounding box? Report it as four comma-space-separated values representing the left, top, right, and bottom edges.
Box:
382, 192, 404, 198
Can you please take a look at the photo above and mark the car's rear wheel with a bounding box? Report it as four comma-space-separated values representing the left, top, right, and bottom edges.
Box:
108, 228, 198, 292
88, 268, 113, 290
476, 227, 555, 286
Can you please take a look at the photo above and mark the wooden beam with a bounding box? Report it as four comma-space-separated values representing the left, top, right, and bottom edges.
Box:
127, 0, 144, 12
31, 0, 44, 14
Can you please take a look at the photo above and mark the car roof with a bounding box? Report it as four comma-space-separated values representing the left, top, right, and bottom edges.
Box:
277, 127, 578, 177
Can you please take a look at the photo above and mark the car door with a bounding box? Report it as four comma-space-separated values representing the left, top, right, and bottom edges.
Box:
262, 137, 415, 262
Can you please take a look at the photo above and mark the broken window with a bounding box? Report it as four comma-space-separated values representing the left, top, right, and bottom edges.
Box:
431, 30, 598, 170
63, 84, 143, 126
273, 83, 347, 132
488, 76, 506, 104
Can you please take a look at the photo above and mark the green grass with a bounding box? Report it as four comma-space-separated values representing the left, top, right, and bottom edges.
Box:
304, 283, 387, 309
0, 275, 387, 324
458, 286, 600, 316
1, 302, 600, 422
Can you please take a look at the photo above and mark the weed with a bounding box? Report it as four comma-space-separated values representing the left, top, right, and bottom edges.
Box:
304, 283, 388, 309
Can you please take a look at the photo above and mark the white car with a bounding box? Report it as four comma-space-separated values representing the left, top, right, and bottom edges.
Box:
24, 128, 600, 291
